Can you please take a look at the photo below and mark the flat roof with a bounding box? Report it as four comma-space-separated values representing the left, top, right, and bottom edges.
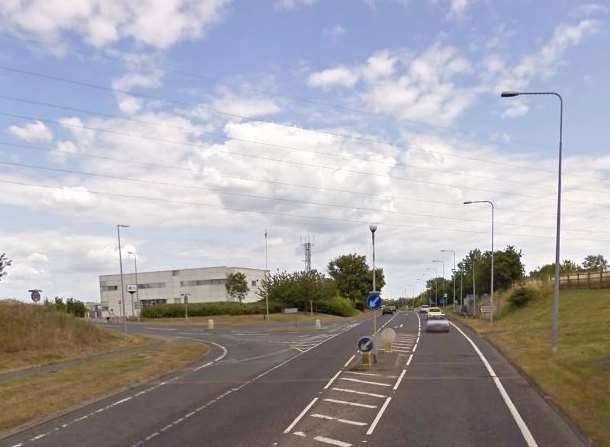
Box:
99, 265, 267, 278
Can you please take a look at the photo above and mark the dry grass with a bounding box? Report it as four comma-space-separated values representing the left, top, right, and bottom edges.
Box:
451, 287, 610, 446
0, 302, 149, 372
0, 340, 208, 433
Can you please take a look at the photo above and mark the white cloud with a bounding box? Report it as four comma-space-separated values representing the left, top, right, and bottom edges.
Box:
447, 0, 474, 18
0, 0, 231, 49
212, 90, 281, 119
307, 66, 359, 88
7, 120, 53, 142
49, 140, 80, 164
274, 0, 319, 10
502, 100, 529, 119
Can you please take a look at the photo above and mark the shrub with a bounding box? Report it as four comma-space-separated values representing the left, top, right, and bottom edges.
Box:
508, 286, 540, 309
141, 301, 283, 319
316, 297, 358, 317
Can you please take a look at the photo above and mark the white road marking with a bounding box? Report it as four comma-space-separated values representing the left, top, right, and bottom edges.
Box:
323, 370, 343, 389
112, 396, 132, 406
30, 435, 45, 441
343, 354, 355, 368
450, 322, 538, 447
193, 361, 213, 371
393, 369, 407, 390
338, 377, 391, 387
10, 443, 23, 447
412, 342, 418, 352
313, 435, 352, 447
406, 354, 414, 366
391, 348, 411, 353
283, 397, 319, 433
344, 371, 396, 378
293, 431, 306, 438
323, 398, 377, 409
366, 397, 392, 435
311, 413, 368, 427
331, 387, 387, 399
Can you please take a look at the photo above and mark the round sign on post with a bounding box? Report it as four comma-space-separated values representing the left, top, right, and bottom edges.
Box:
367, 293, 382, 310
28, 289, 42, 303
357, 336, 374, 353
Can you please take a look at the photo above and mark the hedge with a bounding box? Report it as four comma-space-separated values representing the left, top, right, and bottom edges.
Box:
508, 286, 540, 309
316, 297, 358, 317
141, 301, 283, 318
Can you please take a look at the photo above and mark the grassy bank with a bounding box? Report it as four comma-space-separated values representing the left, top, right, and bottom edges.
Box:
0, 301, 148, 372
0, 340, 208, 433
451, 287, 610, 446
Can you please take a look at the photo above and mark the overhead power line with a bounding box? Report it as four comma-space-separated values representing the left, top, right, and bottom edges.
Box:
1, 176, 609, 244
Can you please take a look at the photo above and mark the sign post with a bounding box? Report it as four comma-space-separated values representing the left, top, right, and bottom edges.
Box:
367, 292, 382, 334
127, 284, 137, 318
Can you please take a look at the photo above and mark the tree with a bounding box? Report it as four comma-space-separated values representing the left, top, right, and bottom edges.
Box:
257, 270, 337, 310
582, 254, 608, 273
328, 254, 385, 309
530, 259, 581, 279
0, 253, 12, 282
225, 272, 249, 303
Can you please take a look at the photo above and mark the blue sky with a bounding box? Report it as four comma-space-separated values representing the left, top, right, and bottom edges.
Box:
0, 0, 609, 301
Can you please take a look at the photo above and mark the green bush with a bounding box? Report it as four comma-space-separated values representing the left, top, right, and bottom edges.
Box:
508, 286, 540, 309
141, 301, 283, 319
316, 297, 358, 317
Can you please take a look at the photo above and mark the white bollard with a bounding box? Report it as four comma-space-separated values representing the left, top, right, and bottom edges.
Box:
315, 319, 321, 330
208, 319, 214, 330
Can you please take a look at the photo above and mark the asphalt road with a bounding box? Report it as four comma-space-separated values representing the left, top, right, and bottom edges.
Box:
2, 311, 586, 447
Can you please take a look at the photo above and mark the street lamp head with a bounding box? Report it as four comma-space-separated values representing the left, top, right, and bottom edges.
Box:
463, 201, 473, 205
369, 224, 377, 233
501, 91, 520, 98
117, 224, 130, 228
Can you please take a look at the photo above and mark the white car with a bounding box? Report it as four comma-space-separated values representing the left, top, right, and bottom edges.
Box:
425, 314, 450, 332
418, 305, 430, 314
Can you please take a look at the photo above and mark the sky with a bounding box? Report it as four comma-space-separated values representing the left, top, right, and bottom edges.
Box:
0, 0, 609, 302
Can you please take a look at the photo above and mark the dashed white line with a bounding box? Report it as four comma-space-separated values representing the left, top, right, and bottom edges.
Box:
293, 431, 306, 438
393, 369, 406, 390
323, 370, 343, 390
337, 377, 391, 387
331, 387, 387, 399
284, 397, 319, 433
193, 361, 213, 371
311, 413, 368, 427
314, 435, 352, 447
343, 354, 355, 368
366, 397, 392, 435
323, 398, 377, 409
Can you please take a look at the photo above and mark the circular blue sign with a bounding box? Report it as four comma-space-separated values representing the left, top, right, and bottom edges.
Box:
367, 293, 382, 310
358, 336, 374, 352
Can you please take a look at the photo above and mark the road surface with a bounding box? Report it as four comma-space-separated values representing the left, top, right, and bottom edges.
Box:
2, 311, 586, 447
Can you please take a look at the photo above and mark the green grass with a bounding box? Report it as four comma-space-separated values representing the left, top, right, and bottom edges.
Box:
0, 301, 149, 372
139, 311, 363, 326
451, 287, 610, 446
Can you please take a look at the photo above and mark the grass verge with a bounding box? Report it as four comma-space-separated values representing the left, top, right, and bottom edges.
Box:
139, 311, 361, 325
450, 287, 610, 447
0, 340, 208, 434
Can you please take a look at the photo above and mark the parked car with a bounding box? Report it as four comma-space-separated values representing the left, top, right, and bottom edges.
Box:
382, 305, 396, 315
425, 314, 450, 332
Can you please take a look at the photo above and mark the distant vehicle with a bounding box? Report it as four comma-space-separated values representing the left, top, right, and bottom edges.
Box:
425, 314, 450, 332
382, 305, 396, 315
418, 305, 430, 314
426, 307, 443, 319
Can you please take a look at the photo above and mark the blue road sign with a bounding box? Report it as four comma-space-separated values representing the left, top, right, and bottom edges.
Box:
367, 292, 382, 310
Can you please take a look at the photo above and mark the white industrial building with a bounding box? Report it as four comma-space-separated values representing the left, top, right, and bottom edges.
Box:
99, 266, 267, 317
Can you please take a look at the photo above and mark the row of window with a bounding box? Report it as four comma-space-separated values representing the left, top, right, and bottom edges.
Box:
180, 279, 225, 287
101, 278, 235, 292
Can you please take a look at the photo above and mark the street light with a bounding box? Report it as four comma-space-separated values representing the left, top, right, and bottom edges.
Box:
127, 250, 139, 319
369, 224, 378, 333
116, 224, 129, 333
264, 229, 270, 321
501, 90, 563, 352
441, 249, 456, 308
464, 200, 495, 322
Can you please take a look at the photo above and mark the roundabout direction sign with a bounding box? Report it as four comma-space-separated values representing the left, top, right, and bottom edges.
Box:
367, 292, 382, 310
358, 335, 374, 353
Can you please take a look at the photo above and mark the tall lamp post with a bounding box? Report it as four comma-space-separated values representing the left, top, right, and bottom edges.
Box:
441, 249, 456, 307
264, 229, 270, 320
369, 224, 378, 333
116, 224, 129, 333
502, 90, 563, 352
128, 251, 138, 318
464, 200, 495, 322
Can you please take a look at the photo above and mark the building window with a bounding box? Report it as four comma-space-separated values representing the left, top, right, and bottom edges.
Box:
100, 285, 118, 291
172, 270, 180, 276
138, 282, 166, 289
180, 279, 225, 287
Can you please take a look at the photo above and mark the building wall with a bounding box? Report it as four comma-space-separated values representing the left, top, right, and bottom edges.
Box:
99, 266, 267, 317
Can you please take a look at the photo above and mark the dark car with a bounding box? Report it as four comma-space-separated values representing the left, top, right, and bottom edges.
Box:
382, 305, 396, 315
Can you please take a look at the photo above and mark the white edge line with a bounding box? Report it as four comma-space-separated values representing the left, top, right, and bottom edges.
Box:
366, 396, 392, 435
283, 397, 319, 433
450, 322, 538, 447
393, 369, 406, 390
193, 361, 213, 371
323, 370, 343, 389
343, 354, 355, 368
406, 354, 413, 366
